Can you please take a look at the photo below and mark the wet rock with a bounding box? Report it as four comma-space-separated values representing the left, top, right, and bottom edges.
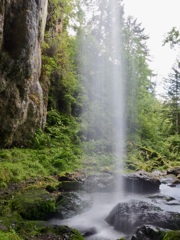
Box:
81, 227, 97, 237
148, 194, 175, 202
148, 194, 179, 205
56, 192, 92, 219
58, 172, 85, 182
123, 171, 160, 194
29, 225, 84, 240
167, 167, 180, 176
160, 174, 178, 184
105, 200, 180, 234
83, 173, 114, 192
58, 181, 83, 192
11, 189, 56, 220
131, 225, 167, 240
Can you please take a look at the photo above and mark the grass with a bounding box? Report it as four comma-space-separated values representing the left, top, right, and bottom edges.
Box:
0, 147, 83, 188
0, 230, 22, 240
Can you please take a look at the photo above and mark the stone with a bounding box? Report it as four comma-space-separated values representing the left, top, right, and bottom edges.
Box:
11, 189, 56, 220
0, 0, 48, 147
123, 171, 160, 194
81, 227, 97, 237
55, 191, 92, 219
167, 167, 180, 176
161, 174, 178, 184
148, 194, 180, 206
105, 200, 180, 234
83, 173, 114, 192
59, 181, 83, 192
30, 225, 84, 240
131, 225, 167, 240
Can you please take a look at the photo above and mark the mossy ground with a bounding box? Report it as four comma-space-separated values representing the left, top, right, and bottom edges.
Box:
0, 110, 180, 239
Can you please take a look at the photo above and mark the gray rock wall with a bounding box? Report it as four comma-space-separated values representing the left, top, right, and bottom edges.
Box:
0, 0, 48, 147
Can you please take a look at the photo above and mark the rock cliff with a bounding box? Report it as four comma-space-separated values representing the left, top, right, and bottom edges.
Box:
0, 0, 48, 147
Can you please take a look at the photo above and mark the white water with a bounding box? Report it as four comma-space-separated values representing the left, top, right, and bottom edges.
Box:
80, 0, 126, 181
49, 1, 180, 238
49, 184, 180, 239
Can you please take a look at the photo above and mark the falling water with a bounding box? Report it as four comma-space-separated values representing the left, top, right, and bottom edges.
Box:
50, 1, 127, 239
79, 0, 126, 189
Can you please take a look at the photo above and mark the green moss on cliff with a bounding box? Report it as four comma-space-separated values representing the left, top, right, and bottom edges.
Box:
163, 231, 180, 240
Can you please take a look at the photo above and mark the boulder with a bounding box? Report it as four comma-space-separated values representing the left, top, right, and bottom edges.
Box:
29, 225, 84, 240
58, 181, 83, 192
148, 194, 180, 206
105, 200, 180, 234
81, 227, 97, 237
83, 173, 114, 192
131, 225, 167, 240
55, 192, 92, 219
123, 171, 160, 194
11, 189, 56, 220
160, 174, 178, 184
167, 167, 180, 176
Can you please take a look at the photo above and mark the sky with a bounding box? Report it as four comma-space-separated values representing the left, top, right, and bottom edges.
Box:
123, 0, 180, 96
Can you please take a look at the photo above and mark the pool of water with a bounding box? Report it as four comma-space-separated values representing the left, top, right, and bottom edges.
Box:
49, 184, 180, 240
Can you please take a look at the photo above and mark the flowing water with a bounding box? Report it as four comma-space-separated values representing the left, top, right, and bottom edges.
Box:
49, 1, 180, 238
49, 184, 180, 239
79, 0, 126, 192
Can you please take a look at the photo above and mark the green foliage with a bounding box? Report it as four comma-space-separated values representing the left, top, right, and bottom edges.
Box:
0, 109, 83, 188
11, 189, 56, 220
162, 65, 180, 135
163, 27, 180, 48
42, 0, 81, 115
163, 231, 180, 240
0, 230, 22, 240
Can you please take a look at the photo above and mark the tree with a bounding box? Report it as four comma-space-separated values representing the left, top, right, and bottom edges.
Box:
123, 16, 159, 144
163, 64, 180, 134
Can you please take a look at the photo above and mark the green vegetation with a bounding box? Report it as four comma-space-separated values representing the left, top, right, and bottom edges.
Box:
163, 231, 180, 240
0, 0, 180, 239
11, 189, 56, 220
0, 110, 82, 188
0, 231, 22, 240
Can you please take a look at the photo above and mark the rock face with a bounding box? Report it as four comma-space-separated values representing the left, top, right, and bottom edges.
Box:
0, 0, 48, 147
123, 171, 160, 194
105, 200, 180, 234
55, 192, 92, 219
83, 173, 114, 192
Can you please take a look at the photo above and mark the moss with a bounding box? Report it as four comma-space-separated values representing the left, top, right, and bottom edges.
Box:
11, 189, 56, 220
29, 94, 40, 106
0, 231, 22, 240
40, 225, 84, 240
163, 230, 180, 240
59, 181, 83, 191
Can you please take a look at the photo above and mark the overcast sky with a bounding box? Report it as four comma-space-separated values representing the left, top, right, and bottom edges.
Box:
123, 0, 180, 95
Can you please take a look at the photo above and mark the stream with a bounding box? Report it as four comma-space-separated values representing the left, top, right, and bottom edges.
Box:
49, 184, 180, 240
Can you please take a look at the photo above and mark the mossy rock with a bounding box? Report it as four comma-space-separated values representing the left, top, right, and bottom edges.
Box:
163, 230, 180, 240
11, 189, 56, 220
0, 230, 22, 240
31, 225, 84, 240
58, 181, 83, 192
56, 192, 92, 219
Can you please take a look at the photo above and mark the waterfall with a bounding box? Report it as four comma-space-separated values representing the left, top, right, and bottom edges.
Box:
79, 0, 126, 190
